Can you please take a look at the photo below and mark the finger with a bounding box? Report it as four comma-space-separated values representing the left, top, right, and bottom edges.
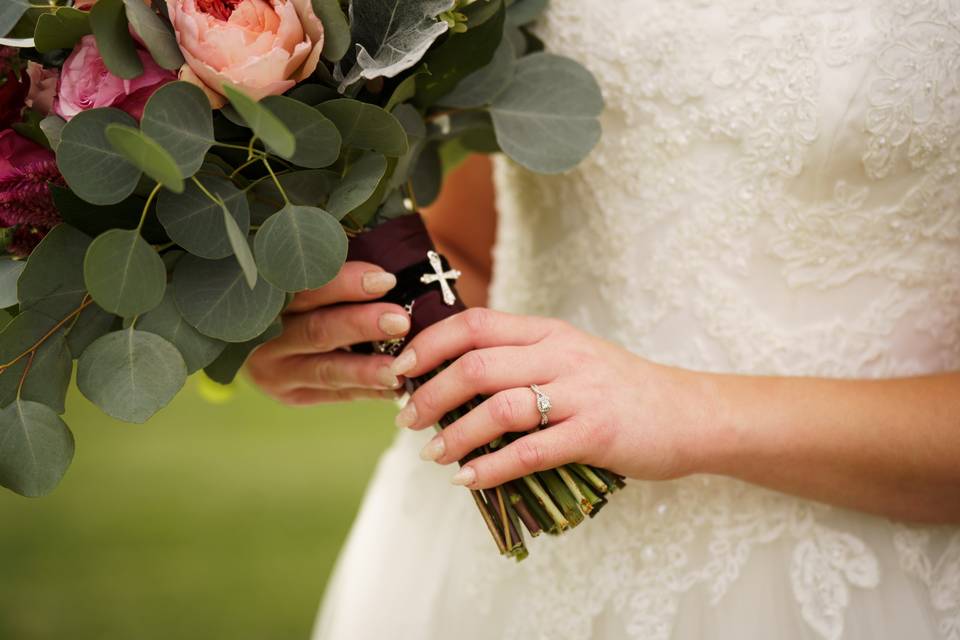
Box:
397, 346, 555, 431
390, 308, 555, 379
450, 421, 589, 489
286, 261, 397, 313
420, 383, 571, 465
259, 302, 410, 357
253, 352, 402, 394
280, 387, 399, 406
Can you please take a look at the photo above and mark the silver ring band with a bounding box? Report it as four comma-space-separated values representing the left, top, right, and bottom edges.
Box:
530, 384, 552, 426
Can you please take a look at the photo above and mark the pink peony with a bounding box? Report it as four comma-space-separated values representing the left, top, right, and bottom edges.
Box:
54, 35, 176, 121
26, 62, 59, 116
0, 130, 63, 257
166, 0, 323, 107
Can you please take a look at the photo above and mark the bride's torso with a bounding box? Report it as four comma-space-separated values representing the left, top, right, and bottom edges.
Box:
480, 2, 960, 638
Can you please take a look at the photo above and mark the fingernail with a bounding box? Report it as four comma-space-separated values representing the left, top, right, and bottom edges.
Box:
394, 400, 417, 429
376, 366, 401, 388
450, 466, 476, 487
390, 349, 417, 376
419, 436, 445, 461
362, 271, 396, 295
379, 312, 410, 336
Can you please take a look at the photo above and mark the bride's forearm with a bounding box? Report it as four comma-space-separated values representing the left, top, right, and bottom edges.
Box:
699, 371, 960, 523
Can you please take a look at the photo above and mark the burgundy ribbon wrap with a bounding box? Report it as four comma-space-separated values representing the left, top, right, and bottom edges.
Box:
347, 213, 466, 344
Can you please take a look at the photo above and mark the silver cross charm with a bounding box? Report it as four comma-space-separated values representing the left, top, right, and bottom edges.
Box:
420, 250, 461, 306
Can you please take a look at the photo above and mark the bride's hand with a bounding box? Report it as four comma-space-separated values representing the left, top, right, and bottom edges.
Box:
390, 308, 718, 489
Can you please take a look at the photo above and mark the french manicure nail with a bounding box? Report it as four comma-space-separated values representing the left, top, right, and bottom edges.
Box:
379, 312, 410, 336
390, 349, 417, 376
419, 436, 445, 461
376, 366, 401, 388
362, 271, 396, 295
394, 400, 417, 429
450, 466, 476, 487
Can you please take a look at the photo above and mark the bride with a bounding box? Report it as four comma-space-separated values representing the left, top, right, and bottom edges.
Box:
246, 2, 960, 638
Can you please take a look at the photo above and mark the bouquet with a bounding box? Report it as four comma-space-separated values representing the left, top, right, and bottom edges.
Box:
0, 0, 623, 560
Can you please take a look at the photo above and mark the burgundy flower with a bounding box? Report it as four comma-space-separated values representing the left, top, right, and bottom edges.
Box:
0, 129, 63, 257
0, 47, 28, 129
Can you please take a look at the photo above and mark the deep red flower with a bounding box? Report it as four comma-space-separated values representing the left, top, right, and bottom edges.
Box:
0, 48, 28, 129
0, 129, 63, 257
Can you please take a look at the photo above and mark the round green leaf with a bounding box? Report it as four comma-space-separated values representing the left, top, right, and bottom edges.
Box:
173, 254, 285, 342
57, 108, 142, 205
0, 260, 26, 308
33, 8, 91, 53
438, 37, 515, 109
39, 115, 66, 152
326, 153, 387, 219
261, 96, 341, 168
221, 85, 296, 158
89, 0, 143, 79
156, 176, 250, 259
310, 0, 350, 61
490, 53, 604, 174
122, 0, 184, 70
0, 0, 32, 39
254, 205, 347, 292
77, 328, 187, 423
105, 124, 185, 193
317, 99, 409, 157
137, 289, 225, 373
17, 224, 91, 318
141, 82, 214, 177
0, 334, 72, 414
84, 229, 167, 317
0, 399, 74, 497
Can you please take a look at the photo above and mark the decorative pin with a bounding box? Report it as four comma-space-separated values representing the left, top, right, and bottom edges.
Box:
420, 250, 461, 306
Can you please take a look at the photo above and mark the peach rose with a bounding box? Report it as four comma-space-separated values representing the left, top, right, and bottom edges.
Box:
26, 62, 59, 116
166, 0, 324, 107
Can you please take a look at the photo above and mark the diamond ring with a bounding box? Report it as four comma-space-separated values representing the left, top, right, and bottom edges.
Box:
530, 384, 552, 426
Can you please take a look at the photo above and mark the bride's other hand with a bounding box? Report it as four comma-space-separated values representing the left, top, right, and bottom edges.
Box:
390, 308, 717, 489
245, 261, 410, 405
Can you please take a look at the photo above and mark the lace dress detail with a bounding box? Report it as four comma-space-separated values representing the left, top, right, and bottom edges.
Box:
313, 2, 960, 639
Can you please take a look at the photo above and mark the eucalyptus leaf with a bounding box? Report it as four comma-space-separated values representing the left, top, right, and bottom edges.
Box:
18, 224, 91, 318
384, 69, 428, 112
137, 289, 225, 372
317, 99, 408, 157
156, 176, 250, 259
33, 8, 91, 53
83, 229, 166, 317
50, 187, 167, 243
105, 124, 185, 193
248, 170, 339, 224
286, 83, 338, 106
0, 0, 31, 37
416, 0, 505, 107
339, 0, 454, 90
89, 0, 144, 79
411, 141, 442, 207
123, 0, 184, 70
203, 320, 281, 384
39, 115, 66, 151
261, 96, 341, 168
141, 82, 214, 177
489, 53, 602, 173
310, 0, 350, 62
221, 85, 296, 159
438, 37, 515, 108
254, 205, 347, 292
65, 303, 117, 357
0, 260, 26, 308
326, 153, 387, 219
0, 335, 72, 414
173, 254, 285, 342
57, 108, 142, 205
222, 205, 257, 289
77, 328, 187, 423
505, 0, 548, 27
0, 400, 74, 497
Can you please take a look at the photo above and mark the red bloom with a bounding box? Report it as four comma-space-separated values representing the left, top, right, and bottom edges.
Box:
0, 47, 28, 129
0, 129, 63, 257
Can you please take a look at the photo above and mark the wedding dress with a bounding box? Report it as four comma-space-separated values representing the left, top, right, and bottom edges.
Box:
313, 2, 960, 638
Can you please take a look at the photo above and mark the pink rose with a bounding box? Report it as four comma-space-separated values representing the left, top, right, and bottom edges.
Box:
0, 130, 63, 257
54, 35, 176, 121
26, 62, 59, 116
166, 0, 323, 106
74, 0, 97, 8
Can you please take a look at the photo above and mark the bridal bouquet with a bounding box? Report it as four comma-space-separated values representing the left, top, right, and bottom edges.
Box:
0, 0, 621, 559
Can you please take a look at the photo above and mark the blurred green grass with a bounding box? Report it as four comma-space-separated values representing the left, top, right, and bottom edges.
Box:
0, 376, 397, 640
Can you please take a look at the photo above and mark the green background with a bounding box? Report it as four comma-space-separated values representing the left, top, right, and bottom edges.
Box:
0, 377, 397, 640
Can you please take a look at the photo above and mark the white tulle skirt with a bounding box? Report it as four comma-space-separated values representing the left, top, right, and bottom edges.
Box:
312, 425, 957, 640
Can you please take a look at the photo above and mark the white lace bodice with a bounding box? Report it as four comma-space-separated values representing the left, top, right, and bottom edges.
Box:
481, 2, 960, 639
